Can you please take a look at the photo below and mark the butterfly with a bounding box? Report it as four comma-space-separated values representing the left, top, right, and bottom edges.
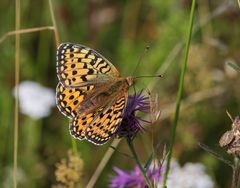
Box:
56, 43, 136, 145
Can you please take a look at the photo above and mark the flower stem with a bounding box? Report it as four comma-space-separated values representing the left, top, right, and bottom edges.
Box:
126, 138, 153, 188
71, 137, 78, 155
162, 0, 196, 187
232, 157, 240, 188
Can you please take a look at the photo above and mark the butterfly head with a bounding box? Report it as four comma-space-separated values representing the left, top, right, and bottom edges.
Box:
126, 76, 136, 86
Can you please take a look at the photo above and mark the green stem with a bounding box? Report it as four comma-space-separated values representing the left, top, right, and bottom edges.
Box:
232, 158, 240, 188
71, 137, 78, 155
14, 0, 21, 188
126, 139, 153, 188
162, 0, 196, 187
48, 0, 59, 46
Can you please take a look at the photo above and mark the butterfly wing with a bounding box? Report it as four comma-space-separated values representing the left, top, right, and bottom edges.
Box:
69, 94, 127, 144
56, 43, 120, 88
70, 113, 96, 140
56, 83, 94, 118
85, 94, 127, 145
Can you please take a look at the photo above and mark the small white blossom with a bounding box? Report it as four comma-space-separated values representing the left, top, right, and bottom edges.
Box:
3, 166, 26, 188
160, 161, 214, 188
14, 81, 55, 119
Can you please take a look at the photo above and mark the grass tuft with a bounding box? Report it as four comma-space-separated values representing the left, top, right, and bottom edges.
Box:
162, 0, 196, 186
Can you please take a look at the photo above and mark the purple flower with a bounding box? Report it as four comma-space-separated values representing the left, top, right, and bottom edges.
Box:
109, 165, 162, 188
116, 91, 151, 139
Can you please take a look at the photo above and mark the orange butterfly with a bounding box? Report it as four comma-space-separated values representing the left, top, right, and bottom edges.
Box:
56, 43, 135, 145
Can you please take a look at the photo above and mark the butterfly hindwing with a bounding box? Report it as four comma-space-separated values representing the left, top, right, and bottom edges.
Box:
70, 113, 96, 140
84, 94, 127, 145
56, 43, 120, 87
56, 83, 94, 118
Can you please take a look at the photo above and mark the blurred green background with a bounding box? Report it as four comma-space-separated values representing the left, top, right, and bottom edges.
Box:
0, 0, 240, 187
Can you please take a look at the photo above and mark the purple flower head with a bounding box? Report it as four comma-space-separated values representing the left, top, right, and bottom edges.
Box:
109, 160, 214, 188
109, 164, 163, 188
115, 91, 151, 139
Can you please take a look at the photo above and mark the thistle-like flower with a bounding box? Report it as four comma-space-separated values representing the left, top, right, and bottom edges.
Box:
109, 160, 214, 188
109, 165, 162, 188
115, 91, 150, 139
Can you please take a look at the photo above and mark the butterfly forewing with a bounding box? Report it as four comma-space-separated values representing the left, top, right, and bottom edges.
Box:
56, 83, 94, 118
56, 43, 120, 87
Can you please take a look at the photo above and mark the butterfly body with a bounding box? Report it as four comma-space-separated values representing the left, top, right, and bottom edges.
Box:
78, 76, 135, 116
56, 43, 135, 145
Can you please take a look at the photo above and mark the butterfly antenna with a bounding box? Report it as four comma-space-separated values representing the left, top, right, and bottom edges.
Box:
136, 75, 163, 79
132, 45, 150, 76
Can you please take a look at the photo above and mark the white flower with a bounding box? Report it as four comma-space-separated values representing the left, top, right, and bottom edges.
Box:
3, 166, 26, 188
14, 81, 55, 119
158, 161, 214, 188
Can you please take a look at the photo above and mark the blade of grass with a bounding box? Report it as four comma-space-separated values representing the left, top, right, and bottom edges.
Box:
48, 0, 59, 47
144, 153, 153, 170
109, 146, 133, 159
13, 0, 21, 187
0, 26, 55, 43
86, 139, 121, 188
162, 0, 196, 187
199, 143, 233, 167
